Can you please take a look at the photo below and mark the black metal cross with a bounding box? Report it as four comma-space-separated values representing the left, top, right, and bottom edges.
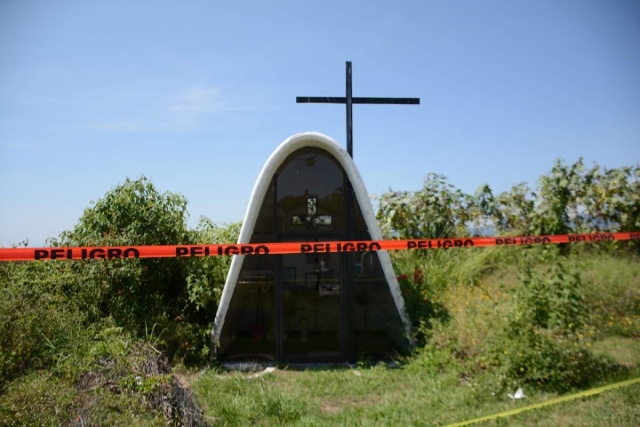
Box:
296, 61, 420, 158
292, 196, 332, 231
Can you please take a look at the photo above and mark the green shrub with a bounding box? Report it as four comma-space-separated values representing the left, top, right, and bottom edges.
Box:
491, 327, 608, 392
0, 261, 90, 387
53, 176, 191, 332
46, 176, 240, 364
511, 251, 586, 332
489, 250, 609, 391
376, 173, 476, 239
1, 177, 241, 377
396, 269, 449, 346
184, 217, 240, 316
377, 159, 640, 239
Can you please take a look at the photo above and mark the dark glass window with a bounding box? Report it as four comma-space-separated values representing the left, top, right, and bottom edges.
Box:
253, 178, 276, 234
276, 148, 345, 233
218, 233, 276, 361
352, 232, 409, 357
280, 238, 343, 361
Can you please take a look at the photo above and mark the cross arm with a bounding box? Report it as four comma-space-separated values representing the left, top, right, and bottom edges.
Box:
296, 97, 420, 105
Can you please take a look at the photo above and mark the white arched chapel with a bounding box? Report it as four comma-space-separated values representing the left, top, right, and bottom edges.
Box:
213, 132, 413, 362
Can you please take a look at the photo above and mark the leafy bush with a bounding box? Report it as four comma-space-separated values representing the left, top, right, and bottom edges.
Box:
0, 260, 91, 387
528, 159, 639, 236
184, 217, 240, 316
52, 176, 191, 331
397, 269, 448, 345
377, 173, 476, 239
489, 250, 608, 391
377, 159, 640, 239
511, 250, 586, 332
1, 177, 240, 376
47, 177, 240, 364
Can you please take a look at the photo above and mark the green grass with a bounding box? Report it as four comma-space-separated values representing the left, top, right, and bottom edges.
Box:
192, 249, 640, 426
592, 337, 640, 369
192, 360, 640, 426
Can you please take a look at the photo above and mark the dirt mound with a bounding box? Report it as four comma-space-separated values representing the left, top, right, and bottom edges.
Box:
75, 343, 209, 426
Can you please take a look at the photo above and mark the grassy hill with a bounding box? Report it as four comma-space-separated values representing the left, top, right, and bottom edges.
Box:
1, 160, 638, 426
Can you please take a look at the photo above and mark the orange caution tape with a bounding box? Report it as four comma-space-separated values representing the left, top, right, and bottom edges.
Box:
0, 232, 638, 262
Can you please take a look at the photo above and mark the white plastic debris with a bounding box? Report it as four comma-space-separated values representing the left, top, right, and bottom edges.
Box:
507, 387, 525, 400
247, 366, 276, 379
216, 367, 276, 379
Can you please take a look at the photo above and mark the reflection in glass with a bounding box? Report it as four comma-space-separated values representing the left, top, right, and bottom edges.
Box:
291, 196, 333, 230
276, 149, 345, 232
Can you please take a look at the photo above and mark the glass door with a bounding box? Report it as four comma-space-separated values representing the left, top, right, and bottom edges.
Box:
278, 236, 344, 361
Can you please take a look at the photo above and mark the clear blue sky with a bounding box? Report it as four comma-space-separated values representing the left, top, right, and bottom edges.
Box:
1, 0, 639, 246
